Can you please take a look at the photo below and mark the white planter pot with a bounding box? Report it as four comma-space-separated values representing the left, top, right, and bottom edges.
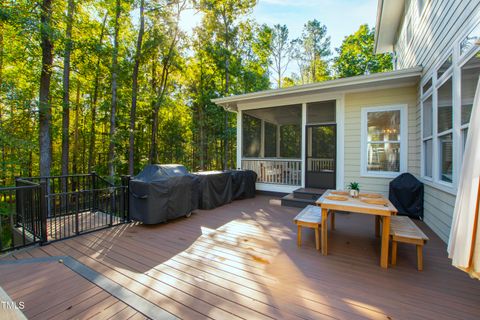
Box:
350, 189, 359, 198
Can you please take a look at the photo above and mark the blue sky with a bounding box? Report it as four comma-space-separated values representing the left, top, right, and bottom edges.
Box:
180, 0, 378, 52
179, 0, 378, 78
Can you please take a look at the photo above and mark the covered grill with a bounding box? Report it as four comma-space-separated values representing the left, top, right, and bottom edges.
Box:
129, 165, 199, 224
194, 171, 233, 210
389, 173, 424, 220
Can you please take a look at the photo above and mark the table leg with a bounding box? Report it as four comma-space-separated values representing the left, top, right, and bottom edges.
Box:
321, 208, 328, 255
381, 216, 390, 268
297, 225, 302, 247
315, 227, 320, 251
375, 216, 380, 237
330, 210, 335, 230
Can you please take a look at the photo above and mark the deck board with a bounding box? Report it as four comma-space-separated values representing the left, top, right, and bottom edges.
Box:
1, 195, 479, 320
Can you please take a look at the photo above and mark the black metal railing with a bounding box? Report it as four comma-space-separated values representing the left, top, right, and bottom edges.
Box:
0, 181, 44, 253
0, 173, 129, 252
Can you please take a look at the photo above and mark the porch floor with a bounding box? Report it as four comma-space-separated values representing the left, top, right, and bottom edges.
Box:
1, 195, 479, 320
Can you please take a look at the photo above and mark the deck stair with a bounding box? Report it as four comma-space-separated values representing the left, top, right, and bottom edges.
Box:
281, 188, 326, 208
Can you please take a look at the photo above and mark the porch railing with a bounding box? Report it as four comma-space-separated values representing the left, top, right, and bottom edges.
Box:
242, 158, 301, 185
307, 158, 335, 171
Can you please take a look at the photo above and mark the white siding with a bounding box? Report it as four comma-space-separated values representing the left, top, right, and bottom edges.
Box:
343, 87, 418, 196
392, 0, 480, 243
395, 0, 480, 74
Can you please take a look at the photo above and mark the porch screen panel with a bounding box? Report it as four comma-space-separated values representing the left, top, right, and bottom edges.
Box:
280, 125, 301, 158
264, 122, 277, 157
307, 100, 336, 124
242, 114, 261, 157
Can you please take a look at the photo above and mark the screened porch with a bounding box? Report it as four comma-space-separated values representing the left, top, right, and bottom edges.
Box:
240, 101, 337, 189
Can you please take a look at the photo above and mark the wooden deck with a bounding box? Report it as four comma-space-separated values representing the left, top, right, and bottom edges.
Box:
1, 195, 479, 320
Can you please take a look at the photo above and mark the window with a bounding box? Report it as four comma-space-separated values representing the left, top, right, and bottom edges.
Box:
437, 55, 452, 79
460, 23, 480, 56
420, 30, 479, 191
422, 96, 433, 178
361, 105, 407, 177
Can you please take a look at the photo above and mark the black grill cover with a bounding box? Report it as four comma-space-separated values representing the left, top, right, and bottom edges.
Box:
194, 171, 233, 210
229, 170, 257, 200
389, 173, 424, 219
129, 165, 199, 224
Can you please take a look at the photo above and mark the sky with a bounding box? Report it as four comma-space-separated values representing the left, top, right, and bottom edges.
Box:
179, 0, 378, 53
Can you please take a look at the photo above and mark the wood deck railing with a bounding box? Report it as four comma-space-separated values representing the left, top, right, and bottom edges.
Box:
242, 158, 301, 185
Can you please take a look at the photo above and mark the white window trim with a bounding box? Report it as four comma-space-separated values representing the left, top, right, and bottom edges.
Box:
360, 104, 408, 178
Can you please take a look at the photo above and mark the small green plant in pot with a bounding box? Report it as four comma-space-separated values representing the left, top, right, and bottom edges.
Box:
348, 182, 360, 198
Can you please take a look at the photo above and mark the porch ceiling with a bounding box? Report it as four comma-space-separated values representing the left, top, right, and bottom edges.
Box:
212, 67, 422, 112
244, 104, 302, 125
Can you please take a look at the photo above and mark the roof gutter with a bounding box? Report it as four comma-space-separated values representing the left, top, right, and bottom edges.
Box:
374, 0, 385, 54
212, 67, 422, 107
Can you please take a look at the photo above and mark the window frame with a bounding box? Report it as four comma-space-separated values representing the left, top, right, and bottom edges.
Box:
360, 104, 408, 178
419, 22, 480, 194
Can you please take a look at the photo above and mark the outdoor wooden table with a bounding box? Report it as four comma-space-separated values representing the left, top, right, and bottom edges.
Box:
316, 190, 398, 268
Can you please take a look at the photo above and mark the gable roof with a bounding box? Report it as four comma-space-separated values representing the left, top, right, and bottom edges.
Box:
212, 67, 422, 111
374, 0, 405, 54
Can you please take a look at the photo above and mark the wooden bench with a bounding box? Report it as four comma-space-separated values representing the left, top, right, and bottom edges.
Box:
390, 216, 429, 271
293, 205, 325, 250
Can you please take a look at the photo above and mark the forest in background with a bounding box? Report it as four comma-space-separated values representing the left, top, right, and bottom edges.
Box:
0, 0, 392, 185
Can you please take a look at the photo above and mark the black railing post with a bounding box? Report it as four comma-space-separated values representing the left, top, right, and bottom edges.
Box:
39, 181, 48, 244
121, 175, 131, 222
91, 172, 97, 213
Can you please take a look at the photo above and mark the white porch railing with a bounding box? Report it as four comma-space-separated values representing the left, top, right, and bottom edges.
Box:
242, 158, 302, 185
308, 158, 335, 171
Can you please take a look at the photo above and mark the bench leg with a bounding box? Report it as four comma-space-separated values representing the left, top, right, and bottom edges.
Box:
330, 210, 335, 231
417, 245, 423, 271
297, 225, 302, 247
321, 208, 328, 255
315, 226, 320, 251
391, 240, 397, 266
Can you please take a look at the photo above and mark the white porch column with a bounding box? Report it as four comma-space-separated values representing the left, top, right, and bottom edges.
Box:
237, 110, 242, 169
301, 103, 307, 188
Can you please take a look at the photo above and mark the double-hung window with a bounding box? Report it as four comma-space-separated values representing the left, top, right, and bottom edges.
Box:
361, 105, 408, 177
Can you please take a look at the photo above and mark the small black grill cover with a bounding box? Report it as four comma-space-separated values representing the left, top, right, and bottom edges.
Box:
194, 171, 233, 210
129, 165, 199, 224
229, 170, 257, 200
389, 173, 424, 219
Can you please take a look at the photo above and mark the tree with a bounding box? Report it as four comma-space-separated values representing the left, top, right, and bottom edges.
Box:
333, 24, 392, 78
129, 0, 145, 176
292, 19, 331, 84
269, 24, 293, 88
108, 0, 121, 178
61, 0, 75, 177
38, 0, 54, 177
197, 0, 256, 169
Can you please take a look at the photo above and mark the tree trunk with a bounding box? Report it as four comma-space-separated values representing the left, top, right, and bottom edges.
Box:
61, 0, 75, 178
88, 13, 107, 173
108, 0, 121, 178
72, 82, 80, 174
39, 0, 54, 177
129, 0, 145, 176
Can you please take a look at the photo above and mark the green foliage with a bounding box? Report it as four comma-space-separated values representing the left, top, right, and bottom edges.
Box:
333, 24, 393, 78
348, 181, 360, 191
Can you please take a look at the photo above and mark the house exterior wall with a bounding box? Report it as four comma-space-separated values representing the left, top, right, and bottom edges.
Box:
391, 0, 480, 243
394, 0, 480, 73
343, 86, 419, 195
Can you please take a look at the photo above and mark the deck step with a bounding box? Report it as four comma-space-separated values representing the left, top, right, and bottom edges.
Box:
280, 194, 316, 208
292, 188, 325, 200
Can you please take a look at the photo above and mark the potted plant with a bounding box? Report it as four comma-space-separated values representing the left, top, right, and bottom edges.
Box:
348, 182, 360, 198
